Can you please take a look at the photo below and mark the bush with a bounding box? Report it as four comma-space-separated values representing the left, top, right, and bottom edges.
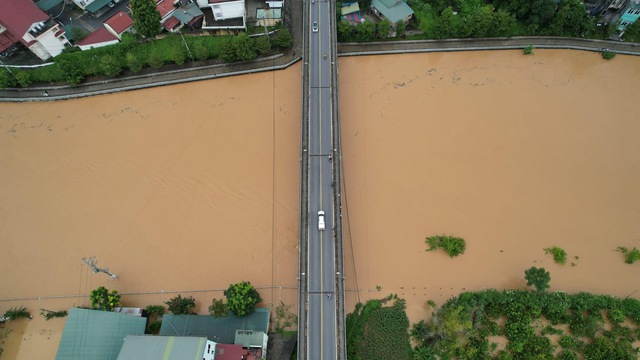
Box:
165, 295, 196, 315
0, 68, 17, 88
524, 45, 534, 55
14, 71, 31, 88
193, 40, 210, 61
3, 307, 31, 320
145, 305, 165, 317
146, 320, 162, 334
208, 298, 228, 318
254, 36, 271, 55
126, 52, 144, 72
601, 50, 616, 60
544, 246, 567, 265
425, 235, 466, 257
169, 46, 187, 65
99, 54, 123, 77
40, 309, 68, 320
272, 28, 292, 49
616, 247, 640, 264
147, 49, 165, 69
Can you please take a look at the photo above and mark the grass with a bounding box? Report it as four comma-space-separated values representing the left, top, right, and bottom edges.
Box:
544, 246, 568, 265
616, 247, 640, 264
426, 235, 466, 258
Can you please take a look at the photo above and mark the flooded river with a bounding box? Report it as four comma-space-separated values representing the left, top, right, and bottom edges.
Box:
1, 49, 639, 358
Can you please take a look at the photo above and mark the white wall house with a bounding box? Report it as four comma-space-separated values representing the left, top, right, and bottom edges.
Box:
197, 0, 246, 29
23, 21, 70, 59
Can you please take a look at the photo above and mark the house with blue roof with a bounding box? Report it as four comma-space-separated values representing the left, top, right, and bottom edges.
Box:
370, 0, 414, 25
618, 0, 640, 30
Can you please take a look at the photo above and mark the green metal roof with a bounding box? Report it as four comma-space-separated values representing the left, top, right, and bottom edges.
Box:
35, 0, 64, 12
160, 308, 270, 344
371, 0, 414, 23
173, 2, 204, 24
116, 335, 208, 360
56, 308, 147, 360
85, 0, 113, 13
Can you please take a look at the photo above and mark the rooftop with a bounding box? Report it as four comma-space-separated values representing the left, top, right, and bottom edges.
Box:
104, 11, 133, 34
116, 335, 209, 360
77, 26, 118, 46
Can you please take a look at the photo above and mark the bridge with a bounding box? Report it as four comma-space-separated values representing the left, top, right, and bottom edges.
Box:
297, 0, 346, 358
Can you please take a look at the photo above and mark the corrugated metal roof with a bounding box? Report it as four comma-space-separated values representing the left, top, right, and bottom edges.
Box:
116, 335, 208, 360
173, 2, 204, 23
234, 330, 265, 347
372, 0, 413, 23
85, 0, 113, 13
160, 308, 270, 344
35, 0, 64, 12
56, 308, 146, 360
341, 2, 360, 16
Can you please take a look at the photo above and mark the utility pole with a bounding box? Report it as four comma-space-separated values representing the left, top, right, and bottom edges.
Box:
82, 256, 117, 279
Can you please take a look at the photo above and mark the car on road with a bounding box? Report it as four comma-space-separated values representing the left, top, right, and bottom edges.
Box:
312, 21, 318, 32
318, 211, 325, 231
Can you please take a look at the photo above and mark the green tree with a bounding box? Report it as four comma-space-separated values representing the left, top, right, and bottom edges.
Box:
208, 298, 228, 318
254, 36, 271, 55
147, 49, 165, 68
90, 286, 121, 311
377, 19, 393, 38
355, 20, 376, 41
395, 21, 406, 37
219, 38, 237, 63
193, 40, 210, 60
337, 21, 353, 41
99, 54, 123, 77
432, 7, 458, 39
70, 27, 88, 42
272, 28, 292, 49
169, 45, 187, 65
130, 0, 162, 38
224, 281, 262, 317
55, 58, 84, 86
622, 20, 640, 42
14, 71, 31, 88
491, 9, 518, 37
0, 68, 17, 89
234, 33, 257, 61
547, 0, 590, 37
125, 52, 144, 72
165, 295, 196, 315
524, 267, 550, 292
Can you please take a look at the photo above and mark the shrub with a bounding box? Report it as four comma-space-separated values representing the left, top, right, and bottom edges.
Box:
146, 320, 162, 334
524, 267, 550, 292
601, 50, 616, 59
3, 307, 31, 320
524, 45, 534, 55
165, 295, 196, 315
169, 46, 187, 65
273, 302, 297, 333
0, 68, 17, 88
616, 247, 640, 264
193, 40, 210, 61
558, 350, 579, 360
90, 286, 121, 311
425, 235, 466, 257
271, 28, 292, 49
99, 54, 123, 77
40, 309, 68, 320
125, 52, 144, 72
254, 36, 271, 55
145, 305, 165, 317
14, 71, 31, 88
208, 298, 228, 318
147, 50, 165, 69
544, 246, 567, 265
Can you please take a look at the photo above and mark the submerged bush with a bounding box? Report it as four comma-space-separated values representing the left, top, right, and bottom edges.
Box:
544, 246, 567, 265
616, 246, 640, 264
425, 235, 466, 257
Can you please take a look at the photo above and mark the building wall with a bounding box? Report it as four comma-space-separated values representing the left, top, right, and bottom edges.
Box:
22, 24, 69, 60
202, 340, 216, 360
78, 38, 118, 51
261, 333, 268, 359
210, 0, 245, 20
618, 1, 640, 29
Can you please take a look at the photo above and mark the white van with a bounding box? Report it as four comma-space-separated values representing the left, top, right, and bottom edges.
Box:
318, 211, 325, 231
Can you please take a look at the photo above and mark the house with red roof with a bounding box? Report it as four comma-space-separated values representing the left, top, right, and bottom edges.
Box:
104, 11, 133, 39
76, 27, 118, 50
0, 0, 70, 60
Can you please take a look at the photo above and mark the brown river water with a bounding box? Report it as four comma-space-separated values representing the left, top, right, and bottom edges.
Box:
1, 50, 639, 358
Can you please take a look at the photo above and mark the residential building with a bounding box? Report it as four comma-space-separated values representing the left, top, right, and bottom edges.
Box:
104, 11, 134, 39
76, 27, 119, 50
618, 0, 640, 29
172, 2, 205, 30
370, 0, 413, 25
160, 308, 270, 344
598, 0, 631, 26
157, 0, 180, 31
0, 0, 70, 60
71, 0, 116, 14
56, 308, 146, 360
341, 2, 362, 23
214, 343, 245, 360
116, 335, 216, 360
197, 0, 246, 30
235, 330, 268, 359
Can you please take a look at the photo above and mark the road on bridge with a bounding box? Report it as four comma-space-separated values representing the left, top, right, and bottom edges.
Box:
306, 0, 338, 358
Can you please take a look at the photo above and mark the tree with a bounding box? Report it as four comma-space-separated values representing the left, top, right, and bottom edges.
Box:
547, 0, 590, 37
90, 286, 121, 311
337, 21, 353, 42
234, 33, 257, 62
224, 281, 262, 317
272, 28, 292, 49
254, 36, 271, 55
193, 40, 210, 60
491, 9, 518, 37
432, 7, 458, 39
623, 20, 640, 42
165, 295, 196, 315
169, 45, 187, 65
524, 267, 550, 292
208, 298, 228, 318
377, 19, 393, 38
395, 21, 406, 38
355, 21, 376, 41
130, 0, 162, 38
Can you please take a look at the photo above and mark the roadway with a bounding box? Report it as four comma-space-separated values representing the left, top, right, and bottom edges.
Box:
306, 0, 338, 358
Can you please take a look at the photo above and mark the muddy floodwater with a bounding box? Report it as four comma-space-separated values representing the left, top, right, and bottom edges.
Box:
339, 50, 640, 323
1, 50, 640, 358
